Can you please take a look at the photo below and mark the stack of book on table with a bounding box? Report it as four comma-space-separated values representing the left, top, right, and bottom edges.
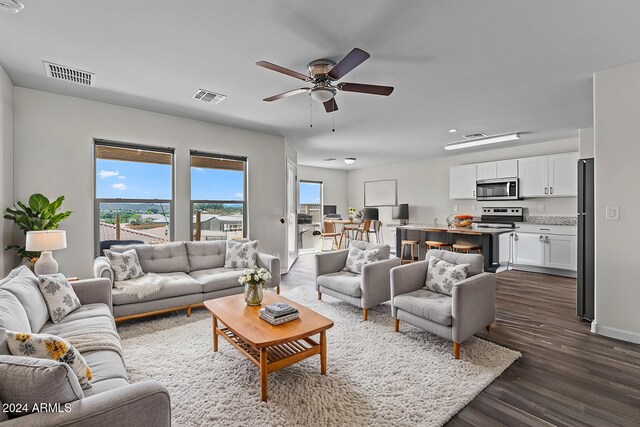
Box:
259, 302, 299, 325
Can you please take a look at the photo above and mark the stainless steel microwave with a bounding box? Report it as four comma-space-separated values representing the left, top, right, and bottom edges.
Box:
476, 178, 519, 200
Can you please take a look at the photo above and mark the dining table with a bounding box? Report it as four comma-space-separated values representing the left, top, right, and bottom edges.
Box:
324, 218, 361, 249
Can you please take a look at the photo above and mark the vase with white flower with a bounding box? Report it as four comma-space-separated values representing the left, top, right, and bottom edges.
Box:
238, 267, 272, 306
348, 207, 356, 221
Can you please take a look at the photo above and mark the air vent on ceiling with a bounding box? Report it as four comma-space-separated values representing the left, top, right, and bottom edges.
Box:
43, 61, 95, 86
0, 0, 24, 13
463, 132, 487, 140
193, 89, 227, 104
324, 158, 336, 162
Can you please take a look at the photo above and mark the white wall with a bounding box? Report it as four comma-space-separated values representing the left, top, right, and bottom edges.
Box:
593, 61, 640, 343
0, 66, 14, 277
13, 88, 288, 278
347, 138, 579, 232
297, 165, 349, 217
579, 127, 594, 158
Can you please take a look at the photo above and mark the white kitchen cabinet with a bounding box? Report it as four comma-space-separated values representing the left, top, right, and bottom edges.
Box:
548, 152, 578, 196
518, 156, 549, 197
514, 232, 545, 266
449, 164, 477, 199
496, 159, 518, 178
499, 232, 515, 264
476, 162, 497, 180
544, 234, 577, 270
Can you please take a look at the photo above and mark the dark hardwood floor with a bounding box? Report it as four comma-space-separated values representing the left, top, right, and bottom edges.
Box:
282, 254, 640, 427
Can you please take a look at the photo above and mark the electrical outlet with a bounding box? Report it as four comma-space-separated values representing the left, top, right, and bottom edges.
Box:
538, 204, 545, 212
453, 205, 458, 212
605, 206, 620, 221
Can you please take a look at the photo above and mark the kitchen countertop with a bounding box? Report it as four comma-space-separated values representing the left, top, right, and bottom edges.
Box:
397, 224, 513, 235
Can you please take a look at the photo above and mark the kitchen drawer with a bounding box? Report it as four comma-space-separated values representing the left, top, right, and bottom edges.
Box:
515, 223, 577, 236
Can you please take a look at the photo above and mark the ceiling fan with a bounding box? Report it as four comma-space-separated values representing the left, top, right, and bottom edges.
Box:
256, 48, 394, 113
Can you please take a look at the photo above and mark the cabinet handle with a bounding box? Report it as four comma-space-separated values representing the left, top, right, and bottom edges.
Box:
514, 233, 519, 241
550, 187, 553, 195
545, 236, 550, 244
539, 235, 544, 242
544, 187, 548, 195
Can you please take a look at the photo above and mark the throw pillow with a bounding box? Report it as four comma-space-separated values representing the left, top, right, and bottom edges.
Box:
224, 240, 258, 268
37, 274, 81, 323
343, 246, 380, 274
0, 355, 84, 418
104, 249, 145, 282
6, 331, 93, 389
424, 256, 470, 296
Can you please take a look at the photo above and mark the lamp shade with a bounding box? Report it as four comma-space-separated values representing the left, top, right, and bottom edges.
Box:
25, 230, 67, 252
362, 208, 379, 221
392, 204, 409, 220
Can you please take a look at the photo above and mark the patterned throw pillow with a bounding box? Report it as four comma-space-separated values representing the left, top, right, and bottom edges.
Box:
6, 331, 93, 389
37, 274, 81, 323
224, 240, 258, 268
343, 246, 380, 274
104, 249, 145, 282
424, 256, 470, 296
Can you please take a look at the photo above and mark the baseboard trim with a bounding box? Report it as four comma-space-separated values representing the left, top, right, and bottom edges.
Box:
591, 321, 640, 344
510, 264, 576, 278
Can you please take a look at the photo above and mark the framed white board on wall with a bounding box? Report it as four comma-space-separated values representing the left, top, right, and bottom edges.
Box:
364, 179, 397, 207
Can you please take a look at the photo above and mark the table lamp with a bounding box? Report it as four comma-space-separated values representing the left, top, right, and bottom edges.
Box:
25, 230, 67, 275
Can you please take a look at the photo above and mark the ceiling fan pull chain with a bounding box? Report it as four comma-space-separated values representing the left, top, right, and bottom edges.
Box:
332, 99, 336, 132
309, 95, 313, 128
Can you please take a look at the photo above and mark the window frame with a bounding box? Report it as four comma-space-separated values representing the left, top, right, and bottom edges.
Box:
189, 150, 248, 241
93, 139, 176, 256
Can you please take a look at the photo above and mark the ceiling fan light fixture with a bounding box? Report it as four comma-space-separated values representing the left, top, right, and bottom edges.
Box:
310, 87, 336, 103
344, 157, 356, 165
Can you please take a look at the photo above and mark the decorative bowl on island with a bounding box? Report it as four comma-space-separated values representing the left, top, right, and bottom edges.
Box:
451, 214, 474, 227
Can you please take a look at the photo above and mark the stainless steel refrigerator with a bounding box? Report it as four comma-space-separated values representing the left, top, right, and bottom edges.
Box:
577, 158, 595, 320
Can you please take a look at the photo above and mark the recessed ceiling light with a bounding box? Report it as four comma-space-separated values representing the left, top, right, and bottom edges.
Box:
0, 0, 23, 13
344, 158, 356, 165
445, 133, 520, 151
449, 129, 457, 133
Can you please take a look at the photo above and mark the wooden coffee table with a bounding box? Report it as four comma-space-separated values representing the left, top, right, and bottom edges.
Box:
204, 293, 334, 401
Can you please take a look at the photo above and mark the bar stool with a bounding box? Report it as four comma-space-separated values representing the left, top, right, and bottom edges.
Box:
400, 240, 420, 264
452, 243, 482, 254
425, 240, 453, 251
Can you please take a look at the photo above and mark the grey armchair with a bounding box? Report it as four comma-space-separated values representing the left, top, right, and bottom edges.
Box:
390, 249, 496, 359
315, 241, 401, 320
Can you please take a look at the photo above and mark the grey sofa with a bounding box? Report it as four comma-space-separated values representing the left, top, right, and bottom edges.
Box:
0, 266, 170, 426
314, 241, 401, 320
390, 249, 496, 359
94, 241, 280, 321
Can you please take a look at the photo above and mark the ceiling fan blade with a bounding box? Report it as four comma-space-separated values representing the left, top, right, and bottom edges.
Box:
337, 82, 394, 96
256, 61, 311, 82
263, 88, 309, 102
328, 48, 370, 80
323, 98, 338, 113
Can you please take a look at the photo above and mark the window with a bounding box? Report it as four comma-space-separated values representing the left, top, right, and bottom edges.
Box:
94, 140, 174, 254
298, 180, 322, 251
191, 151, 247, 241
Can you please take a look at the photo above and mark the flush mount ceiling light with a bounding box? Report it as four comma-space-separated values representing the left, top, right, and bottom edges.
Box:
444, 132, 520, 151
0, 0, 23, 13
344, 157, 356, 165
448, 129, 457, 133
310, 85, 336, 103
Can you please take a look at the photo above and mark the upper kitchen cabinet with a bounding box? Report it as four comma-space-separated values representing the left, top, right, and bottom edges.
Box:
519, 153, 578, 198
548, 152, 579, 196
476, 159, 518, 181
449, 164, 477, 199
476, 162, 497, 180
519, 156, 549, 197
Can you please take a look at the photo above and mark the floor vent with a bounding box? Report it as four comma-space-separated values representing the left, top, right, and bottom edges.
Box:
43, 61, 94, 86
194, 89, 227, 104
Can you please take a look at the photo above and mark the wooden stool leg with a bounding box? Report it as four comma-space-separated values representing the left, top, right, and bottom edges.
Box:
453, 342, 461, 359
400, 243, 406, 264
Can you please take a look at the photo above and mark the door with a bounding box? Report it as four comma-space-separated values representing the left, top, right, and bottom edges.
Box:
514, 232, 545, 266
544, 234, 577, 270
519, 156, 549, 197
298, 180, 322, 253
286, 161, 298, 270
449, 164, 477, 199
476, 162, 497, 180
496, 159, 518, 178
548, 153, 579, 196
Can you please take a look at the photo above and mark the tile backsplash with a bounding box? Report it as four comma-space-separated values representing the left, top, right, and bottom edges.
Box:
525, 215, 577, 226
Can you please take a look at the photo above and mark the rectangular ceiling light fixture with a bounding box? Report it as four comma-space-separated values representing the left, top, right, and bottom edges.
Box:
444, 132, 520, 151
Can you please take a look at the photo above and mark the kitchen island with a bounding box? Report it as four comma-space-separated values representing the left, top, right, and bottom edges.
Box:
396, 224, 513, 272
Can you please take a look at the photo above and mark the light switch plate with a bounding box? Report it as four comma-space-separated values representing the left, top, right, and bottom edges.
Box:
471, 204, 477, 211
538, 204, 545, 212
606, 206, 620, 221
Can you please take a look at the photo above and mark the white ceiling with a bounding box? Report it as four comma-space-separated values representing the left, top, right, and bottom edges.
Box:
2, 0, 640, 169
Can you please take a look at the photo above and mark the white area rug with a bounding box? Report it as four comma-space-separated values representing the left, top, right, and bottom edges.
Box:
118, 286, 520, 427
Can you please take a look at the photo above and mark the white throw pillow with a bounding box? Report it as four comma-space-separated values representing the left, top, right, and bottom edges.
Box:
424, 256, 470, 296
104, 249, 145, 282
224, 240, 258, 268
343, 246, 380, 274
6, 331, 93, 389
37, 274, 81, 323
